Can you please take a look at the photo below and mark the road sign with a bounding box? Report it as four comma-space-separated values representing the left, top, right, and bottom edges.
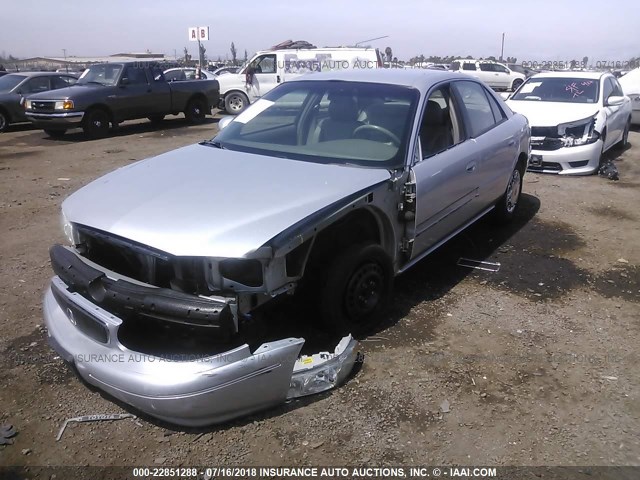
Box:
188, 26, 209, 42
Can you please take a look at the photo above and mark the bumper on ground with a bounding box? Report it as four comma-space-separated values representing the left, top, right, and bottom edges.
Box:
528, 140, 602, 175
43, 276, 358, 427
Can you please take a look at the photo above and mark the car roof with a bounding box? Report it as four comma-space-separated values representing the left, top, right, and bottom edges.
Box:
530, 71, 606, 80
292, 68, 471, 92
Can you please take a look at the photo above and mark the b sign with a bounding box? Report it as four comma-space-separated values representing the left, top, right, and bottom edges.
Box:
188, 26, 209, 42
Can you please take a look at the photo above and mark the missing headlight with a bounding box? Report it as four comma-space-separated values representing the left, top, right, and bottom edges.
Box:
219, 259, 263, 287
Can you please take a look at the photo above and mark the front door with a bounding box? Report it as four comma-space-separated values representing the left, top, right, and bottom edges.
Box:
113, 66, 153, 120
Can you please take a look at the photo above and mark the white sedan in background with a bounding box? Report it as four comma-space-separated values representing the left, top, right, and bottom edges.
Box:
619, 67, 640, 125
506, 71, 632, 175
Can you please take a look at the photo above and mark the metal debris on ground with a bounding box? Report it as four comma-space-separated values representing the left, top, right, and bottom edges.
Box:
1, 424, 17, 445
457, 258, 501, 272
56, 413, 138, 441
598, 161, 619, 180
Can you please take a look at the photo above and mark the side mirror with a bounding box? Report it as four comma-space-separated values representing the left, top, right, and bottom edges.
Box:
218, 116, 234, 131
500, 92, 511, 100
120, 77, 130, 87
606, 95, 624, 107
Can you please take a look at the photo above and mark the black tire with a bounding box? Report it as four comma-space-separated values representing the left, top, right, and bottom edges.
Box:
511, 78, 524, 92
185, 98, 207, 123
493, 162, 524, 223
0, 110, 8, 132
82, 109, 110, 139
617, 120, 630, 149
44, 129, 66, 138
224, 92, 249, 115
319, 243, 393, 335
148, 115, 165, 124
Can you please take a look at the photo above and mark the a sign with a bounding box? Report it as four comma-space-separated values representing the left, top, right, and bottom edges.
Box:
188, 26, 209, 42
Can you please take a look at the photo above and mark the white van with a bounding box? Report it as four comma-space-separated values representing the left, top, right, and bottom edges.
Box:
217, 47, 384, 114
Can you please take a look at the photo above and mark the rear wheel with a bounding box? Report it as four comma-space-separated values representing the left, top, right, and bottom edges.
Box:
224, 92, 249, 115
511, 78, 524, 92
493, 163, 524, 223
82, 109, 110, 138
617, 120, 630, 149
319, 243, 393, 335
44, 129, 66, 138
185, 98, 207, 123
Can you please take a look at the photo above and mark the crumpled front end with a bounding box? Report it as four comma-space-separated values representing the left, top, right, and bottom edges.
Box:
43, 246, 359, 427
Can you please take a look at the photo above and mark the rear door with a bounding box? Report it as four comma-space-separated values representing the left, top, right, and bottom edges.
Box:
410, 83, 481, 257
452, 80, 514, 207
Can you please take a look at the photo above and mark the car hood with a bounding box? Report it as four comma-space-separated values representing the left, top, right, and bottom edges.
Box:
26, 84, 100, 101
506, 100, 599, 127
62, 144, 390, 258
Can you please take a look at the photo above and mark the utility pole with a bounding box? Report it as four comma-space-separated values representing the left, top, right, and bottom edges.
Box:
500, 33, 505, 62
62, 48, 68, 73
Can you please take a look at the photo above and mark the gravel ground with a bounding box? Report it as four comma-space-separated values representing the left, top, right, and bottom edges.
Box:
0, 116, 638, 472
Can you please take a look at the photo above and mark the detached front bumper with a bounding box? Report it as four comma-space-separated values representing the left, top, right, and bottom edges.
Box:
43, 247, 359, 426
528, 139, 602, 175
25, 111, 85, 127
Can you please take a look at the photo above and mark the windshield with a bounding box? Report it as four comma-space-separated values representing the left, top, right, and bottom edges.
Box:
511, 77, 599, 103
211, 80, 419, 168
77, 64, 123, 86
0, 74, 26, 93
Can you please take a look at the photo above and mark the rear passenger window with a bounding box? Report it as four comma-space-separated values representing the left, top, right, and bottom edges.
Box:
486, 90, 506, 123
479, 63, 493, 71
453, 81, 497, 137
462, 63, 477, 71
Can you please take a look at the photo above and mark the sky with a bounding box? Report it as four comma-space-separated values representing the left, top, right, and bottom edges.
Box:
1, 0, 639, 63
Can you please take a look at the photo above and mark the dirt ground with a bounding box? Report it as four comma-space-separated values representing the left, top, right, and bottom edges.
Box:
0, 115, 639, 472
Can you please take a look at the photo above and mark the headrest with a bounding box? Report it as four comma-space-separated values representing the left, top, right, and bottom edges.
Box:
329, 95, 359, 122
423, 100, 444, 126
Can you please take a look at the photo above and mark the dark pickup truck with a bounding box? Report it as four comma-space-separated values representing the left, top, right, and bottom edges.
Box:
24, 62, 219, 138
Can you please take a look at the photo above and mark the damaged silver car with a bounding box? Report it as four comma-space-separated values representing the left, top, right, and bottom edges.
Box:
44, 69, 530, 426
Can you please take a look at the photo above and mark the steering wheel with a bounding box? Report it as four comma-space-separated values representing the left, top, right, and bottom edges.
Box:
353, 124, 401, 146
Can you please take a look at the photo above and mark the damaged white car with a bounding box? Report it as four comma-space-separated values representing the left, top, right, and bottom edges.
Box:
44, 69, 530, 426
506, 71, 632, 175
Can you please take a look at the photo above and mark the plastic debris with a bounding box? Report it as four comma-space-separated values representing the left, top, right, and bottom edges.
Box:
457, 258, 501, 272
56, 413, 137, 441
440, 399, 450, 413
598, 161, 619, 181
0, 424, 17, 445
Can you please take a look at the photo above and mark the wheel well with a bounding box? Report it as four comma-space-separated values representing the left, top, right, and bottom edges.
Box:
517, 152, 527, 172
0, 105, 10, 122
84, 104, 113, 125
187, 93, 208, 108
306, 209, 383, 267
225, 90, 248, 101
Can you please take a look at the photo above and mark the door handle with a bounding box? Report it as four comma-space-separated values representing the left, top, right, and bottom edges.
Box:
508, 140, 516, 146
277, 75, 281, 83
466, 162, 477, 172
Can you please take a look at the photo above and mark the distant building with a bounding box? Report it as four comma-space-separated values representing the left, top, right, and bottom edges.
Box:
10, 53, 166, 71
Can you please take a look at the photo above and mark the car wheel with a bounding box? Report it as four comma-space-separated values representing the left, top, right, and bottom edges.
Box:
185, 98, 207, 123
320, 243, 393, 335
493, 163, 524, 223
224, 92, 249, 115
148, 115, 165, 124
617, 120, 630, 149
82, 109, 110, 139
511, 78, 523, 92
0, 110, 8, 132
44, 129, 66, 138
